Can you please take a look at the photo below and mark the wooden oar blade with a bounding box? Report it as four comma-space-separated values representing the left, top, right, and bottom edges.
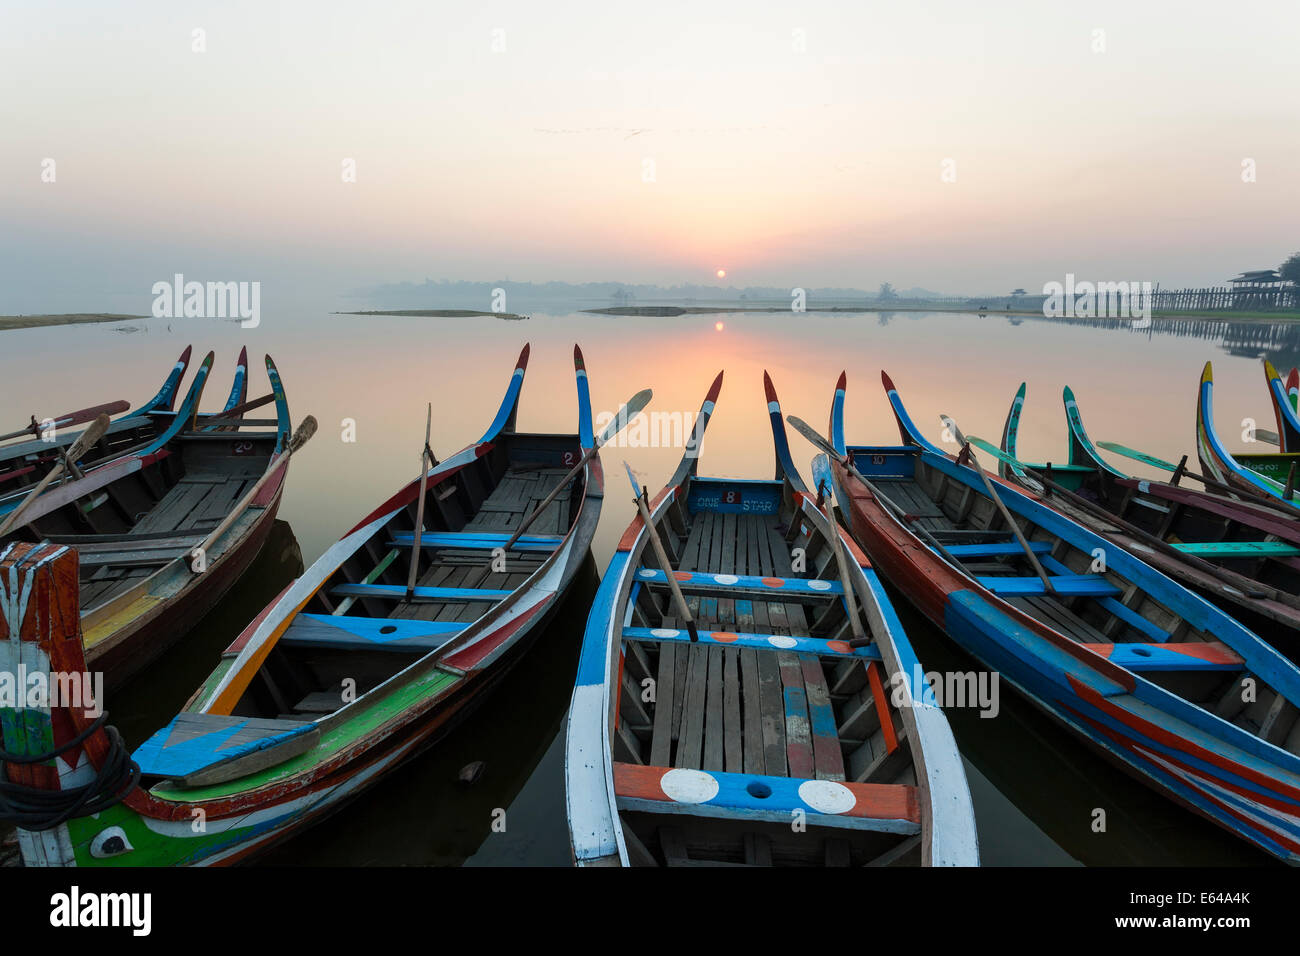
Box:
598, 389, 653, 446
1095, 441, 1178, 473
785, 415, 841, 460
939, 414, 968, 449
288, 415, 318, 453
65, 414, 112, 461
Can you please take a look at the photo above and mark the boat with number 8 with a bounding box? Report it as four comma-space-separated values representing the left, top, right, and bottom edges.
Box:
565, 370, 978, 867
1, 344, 611, 866
824, 368, 1300, 863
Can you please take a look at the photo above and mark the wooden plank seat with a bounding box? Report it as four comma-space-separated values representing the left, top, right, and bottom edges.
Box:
279, 613, 465, 652
134, 713, 319, 787
634, 567, 843, 599
1083, 641, 1243, 671
330, 583, 513, 602
946, 541, 1053, 558
612, 762, 920, 834
1034, 554, 1171, 643
623, 625, 882, 661
976, 574, 1122, 597
388, 531, 563, 553
1171, 540, 1300, 558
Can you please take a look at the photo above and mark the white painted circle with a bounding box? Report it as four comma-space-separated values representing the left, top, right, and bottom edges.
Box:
768, 636, 798, 649
638, 569, 656, 578
660, 768, 720, 804
651, 628, 681, 639
714, 574, 739, 585
807, 579, 833, 591
798, 779, 857, 815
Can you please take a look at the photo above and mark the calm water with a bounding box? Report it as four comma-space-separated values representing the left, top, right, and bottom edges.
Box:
4, 307, 1296, 866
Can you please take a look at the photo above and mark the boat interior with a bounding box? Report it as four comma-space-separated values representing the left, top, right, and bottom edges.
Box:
6, 428, 280, 612
608, 476, 926, 866
849, 444, 1300, 758
228, 432, 586, 723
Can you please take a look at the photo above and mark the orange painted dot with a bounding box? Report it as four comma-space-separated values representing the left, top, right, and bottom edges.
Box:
673, 571, 692, 582
827, 641, 852, 654
710, 632, 739, 643
762, 577, 785, 588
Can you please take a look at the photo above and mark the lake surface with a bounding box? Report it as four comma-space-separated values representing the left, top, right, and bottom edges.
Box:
4, 307, 1295, 866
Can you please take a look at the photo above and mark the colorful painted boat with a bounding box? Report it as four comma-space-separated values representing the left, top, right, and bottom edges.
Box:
1, 344, 603, 866
0, 346, 198, 496
826, 369, 1300, 862
0, 350, 292, 688
978, 382, 1300, 645
566, 371, 978, 867
1198, 361, 1300, 505
1266, 360, 1300, 453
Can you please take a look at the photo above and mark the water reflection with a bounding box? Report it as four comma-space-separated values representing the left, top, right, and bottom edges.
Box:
5, 308, 1297, 866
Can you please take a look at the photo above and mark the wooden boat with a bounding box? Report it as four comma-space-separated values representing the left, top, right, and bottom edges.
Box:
0, 344, 605, 866
1266, 359, 1300, 453
565, 371, 978, 867
0, 350, 293, 689
0, 346, 200, 496
826, 369, 1300, 862
973, 382, 1300, 646
1198, 361, 1300, 505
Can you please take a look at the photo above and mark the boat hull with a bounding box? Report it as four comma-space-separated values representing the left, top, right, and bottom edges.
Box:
832, 458, 1300, 863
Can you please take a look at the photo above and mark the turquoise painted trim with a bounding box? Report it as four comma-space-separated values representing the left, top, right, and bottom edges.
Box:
1063, 386, 1125, 478
576, 368, 594, 449
140, 354, 214, 454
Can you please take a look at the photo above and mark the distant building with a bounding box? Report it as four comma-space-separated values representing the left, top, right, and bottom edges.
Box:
1230, 269, 1285, 289
1229, 269, 1294, 309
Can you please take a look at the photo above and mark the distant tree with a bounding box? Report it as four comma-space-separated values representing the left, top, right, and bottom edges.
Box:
1281, 252, 1300, 286
878, 282, 897, 301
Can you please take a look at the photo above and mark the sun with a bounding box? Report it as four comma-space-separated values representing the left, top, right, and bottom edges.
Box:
715, 321, 725, 332
715, 269, 726, 279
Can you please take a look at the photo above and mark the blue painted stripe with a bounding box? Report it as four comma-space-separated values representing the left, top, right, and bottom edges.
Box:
576, 368, 594, 449
976, 574, 1121, 597
946, 541, 1052, 558
1037, 554, 1170, 642
330, 583, 512, 601
480, 367, 527, 443
1098, 643, 1241, 672
281, 613, 466, 650
389, 532, 561, 552
622, 626, 881, 660
632, 567, 843, 597
575, 549, 633, 687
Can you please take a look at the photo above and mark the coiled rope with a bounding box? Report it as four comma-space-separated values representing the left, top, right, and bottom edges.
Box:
0, 713, 140, 831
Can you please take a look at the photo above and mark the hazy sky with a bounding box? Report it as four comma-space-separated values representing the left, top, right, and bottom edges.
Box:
2, 1, 1297, 310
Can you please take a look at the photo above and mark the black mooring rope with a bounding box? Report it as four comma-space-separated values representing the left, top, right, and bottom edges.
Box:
0, 713, 140, 832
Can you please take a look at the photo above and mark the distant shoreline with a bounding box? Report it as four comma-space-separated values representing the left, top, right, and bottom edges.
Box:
585, 304, 1300, 324
335, 309, 529, 320
0, 313, 146, 332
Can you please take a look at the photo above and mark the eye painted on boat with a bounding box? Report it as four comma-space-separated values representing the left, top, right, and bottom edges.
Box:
89, 826, 134, 859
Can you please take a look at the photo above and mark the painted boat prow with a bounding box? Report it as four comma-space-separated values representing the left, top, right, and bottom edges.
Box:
881, 370, 947, 455
1062, 386, 1126, 478
478, 343, 531, 443
764, 370, 809, 493
1265, 359, 1300, 453
140, 345, 195, 414
997, 382, 1033, 485
668, 369, 724, 486
1197, 360, 1295, 503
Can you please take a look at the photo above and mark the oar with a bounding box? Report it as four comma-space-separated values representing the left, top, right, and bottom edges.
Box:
0, 400, 128, 443
503, 388, 652, 551
405, 404, 434, 600
784, 415, 970, 576
1096, 440, 1298, 512
188, 416, 317, 572
942, 414, 1056, 595
809, 468, 868, 647
1255, 428, 1281, 447
0, 414, 112, 536
624, 462, 698, 642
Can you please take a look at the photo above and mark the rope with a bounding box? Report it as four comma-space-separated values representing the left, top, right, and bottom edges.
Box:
0, 713, 140, 832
